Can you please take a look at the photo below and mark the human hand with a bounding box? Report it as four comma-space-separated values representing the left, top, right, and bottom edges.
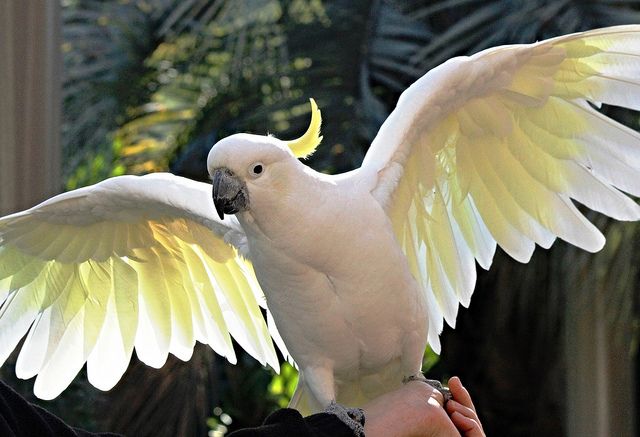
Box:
362, 381, 460, 437
445, 376, 484, 437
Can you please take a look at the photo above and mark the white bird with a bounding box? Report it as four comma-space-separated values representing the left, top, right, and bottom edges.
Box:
1, 25, 640, 423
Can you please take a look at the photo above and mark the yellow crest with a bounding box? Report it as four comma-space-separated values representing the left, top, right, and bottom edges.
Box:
286, 98, 322, 158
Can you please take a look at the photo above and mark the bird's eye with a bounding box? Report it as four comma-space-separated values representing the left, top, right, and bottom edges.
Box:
249, 162, 264, 177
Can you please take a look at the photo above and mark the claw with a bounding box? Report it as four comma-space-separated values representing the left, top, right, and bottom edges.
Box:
324, 401, 365, 437
403, 373, 452, 403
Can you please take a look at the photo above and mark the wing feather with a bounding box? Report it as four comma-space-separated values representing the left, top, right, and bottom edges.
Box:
182, 245, 235, 361
16, 310, 51, 380
0, 173, 277, 399
364, 25, 640, 350
86, 258, 138, 391
450, 196, 496, 271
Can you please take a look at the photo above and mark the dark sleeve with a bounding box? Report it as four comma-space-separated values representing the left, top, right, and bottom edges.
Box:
0, 380, 122, 437
228, 408, 359, 437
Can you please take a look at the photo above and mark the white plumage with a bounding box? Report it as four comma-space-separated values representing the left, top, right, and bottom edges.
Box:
1, 26, 640, 411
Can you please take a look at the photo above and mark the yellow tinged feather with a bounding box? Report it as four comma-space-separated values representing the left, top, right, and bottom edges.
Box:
462, 97, 513, 138
403, 221, 424, 290
563, 162, 640, 220
9, 257, 47, 291
110, 257, 138, 355
453, 196, 496, 271
0, 277, 47, 366
39, 262, 75, 310
40, 266, 84, 366
528, 44, 566, 67
185, 246, 235, 362
173, 247, 207, 344
0, 279, 8, 304
555, 58, 599, 82
80, 267, 108, 355
559, 39, 604, 59
507, 74, 556, 103
507, 125, 571, 194
0, 246, 34, 281
209, 261, 265, 356
71, 228, 102, 262
486, 139, 575, 248
34, 305, 88, 400
7, 221, 54, 255
388, 156, 416, 244
474, 137, 556, 247
152, 244, 194, 361
189, 222, 235, 263
425, 249, 457, 327
516, 115, 584, 162
55, 226, 96, 263
573, 52, 640, 78
228, 261, 278, 370
416, 148, 436, 192
35, 262, 114, 399
130, 249, 171, 368
529, 97, 589, 137
223, 260, 275, 366
456, 109, 485, 137
459, 139, 535, 261
450, 199, 479, 261
86, 258, 135, 392
428, 189, 466, 295
16, 310, 51, 379
37, 229, 75, 261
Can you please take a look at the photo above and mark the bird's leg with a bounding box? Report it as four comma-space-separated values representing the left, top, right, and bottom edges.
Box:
400, 331, 452, 402
303, 366, 365, 437
403, 373, 453, 403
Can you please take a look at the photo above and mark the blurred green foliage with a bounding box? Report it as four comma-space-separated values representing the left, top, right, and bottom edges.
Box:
268, 362, 299, 409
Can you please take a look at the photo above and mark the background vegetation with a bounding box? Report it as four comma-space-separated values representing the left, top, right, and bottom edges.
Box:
2, 1, 639, 435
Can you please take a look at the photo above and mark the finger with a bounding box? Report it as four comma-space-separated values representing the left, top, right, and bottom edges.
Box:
446, 400, 480, 424
451, 411, 485, 437
448, 376, 476, 412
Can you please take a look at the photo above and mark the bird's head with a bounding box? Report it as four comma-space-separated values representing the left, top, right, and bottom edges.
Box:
207, 99, 322, 220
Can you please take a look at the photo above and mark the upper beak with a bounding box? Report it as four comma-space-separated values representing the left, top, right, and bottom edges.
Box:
211, 168, 248, 220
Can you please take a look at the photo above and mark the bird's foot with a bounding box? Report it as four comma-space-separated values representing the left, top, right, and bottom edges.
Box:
325, 401, 365, 437
403, 373, 453, 403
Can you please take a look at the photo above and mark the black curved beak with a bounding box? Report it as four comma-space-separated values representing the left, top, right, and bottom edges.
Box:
211, 168, 248, 220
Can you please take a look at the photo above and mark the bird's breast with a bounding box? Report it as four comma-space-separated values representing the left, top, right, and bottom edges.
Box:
241, 185, 428, 379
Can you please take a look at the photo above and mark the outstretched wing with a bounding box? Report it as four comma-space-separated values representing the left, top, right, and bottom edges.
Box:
362, 26, 640, 352
0, 173, 279, 399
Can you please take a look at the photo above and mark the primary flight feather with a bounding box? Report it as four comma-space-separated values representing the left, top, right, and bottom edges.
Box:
1, 26, 640, 415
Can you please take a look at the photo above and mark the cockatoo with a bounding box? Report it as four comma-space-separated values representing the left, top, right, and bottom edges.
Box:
1, 25, 640, 424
